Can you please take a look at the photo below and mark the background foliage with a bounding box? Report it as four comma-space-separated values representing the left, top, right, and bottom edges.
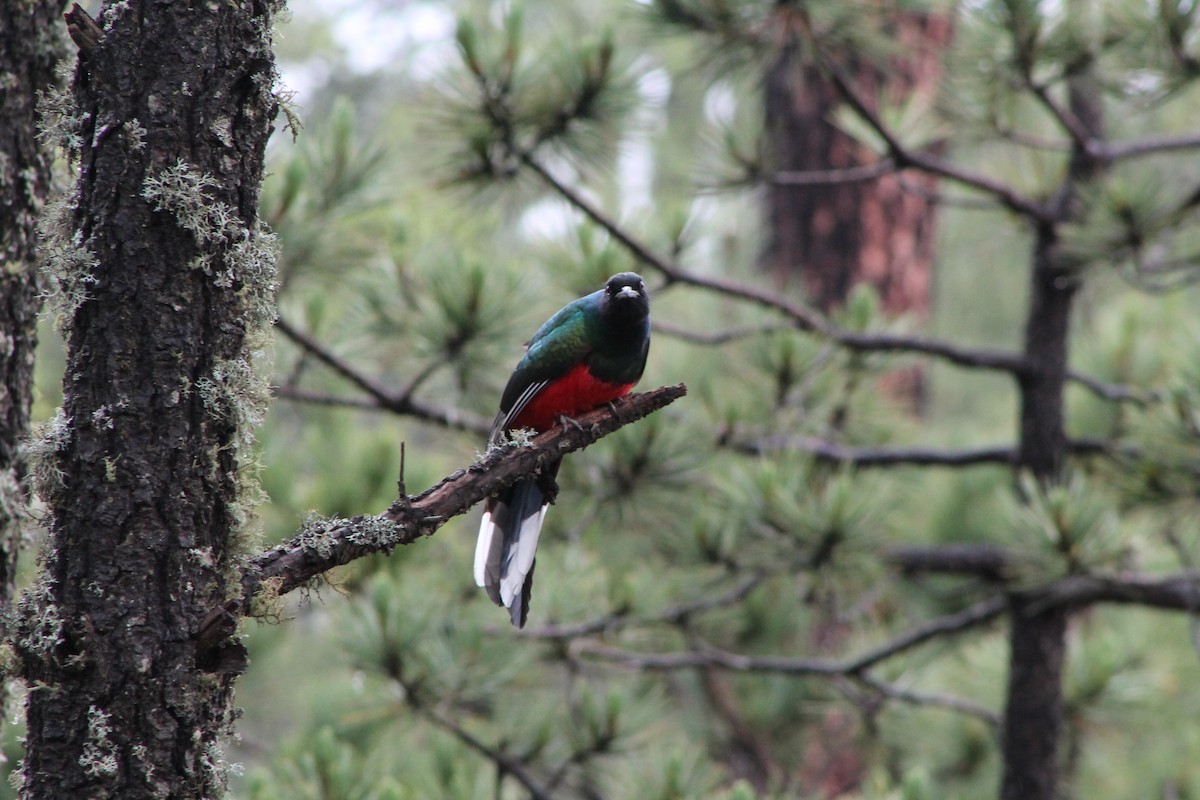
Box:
19, 0, 1200, 797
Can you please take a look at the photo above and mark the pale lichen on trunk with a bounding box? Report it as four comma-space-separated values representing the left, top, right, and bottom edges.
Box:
11, 2, 286, 797
0, 0, 69, 725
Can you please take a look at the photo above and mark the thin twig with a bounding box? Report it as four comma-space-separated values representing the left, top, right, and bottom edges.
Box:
854, 673, 1000, 727
271, 385, 384, 411
518, 570, 768, 640
696, 159, 900, 194
274, 316, 491, 433
842, 597, 1008, 674
895, 173, 1009, 212
1066, 370, 1157, 405
275, 316, 395, 405
422, 706, 557, 800
1026, 79, 1094, 156
1101, 132, 1200, 161
771, 159, 897, 186
653, 319, 792, 345
394, 359, 445, 403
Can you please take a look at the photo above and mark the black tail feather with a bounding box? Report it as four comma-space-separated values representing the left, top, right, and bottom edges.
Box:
509, 559, 536, 628
476, 460, 561, 627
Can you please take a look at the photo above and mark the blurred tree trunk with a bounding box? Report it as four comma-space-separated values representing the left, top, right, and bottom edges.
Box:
0, 0, 66, 709
13, 3, 279, 797
1001, 66, 1105, 800
762, 9, 952, 408
759, 9, 952, 794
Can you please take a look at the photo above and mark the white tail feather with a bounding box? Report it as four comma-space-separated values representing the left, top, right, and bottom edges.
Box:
498, 505, 547, 607
474, 510, 496, 588
475, 474, 556, 626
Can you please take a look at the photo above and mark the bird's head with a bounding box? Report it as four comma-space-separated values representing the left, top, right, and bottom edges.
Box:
595, 271, 650, 365
603, 272, 649, 316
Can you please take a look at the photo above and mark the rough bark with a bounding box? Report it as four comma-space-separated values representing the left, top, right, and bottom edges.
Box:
0, 0, 66, 715
0, 2, 63, 593
13, 3, 280, 798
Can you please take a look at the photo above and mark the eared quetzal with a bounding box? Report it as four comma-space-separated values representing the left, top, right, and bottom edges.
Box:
475, 272, 651, 627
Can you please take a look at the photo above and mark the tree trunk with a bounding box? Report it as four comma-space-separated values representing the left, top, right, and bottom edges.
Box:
1000, 596, 1069, 800
1001, 63, 1105, 800
13, 3, 279, 797
0, 0, 66, 709
761, 11, 952, 792
762, 10, 951, 319
762, 9, 952, 411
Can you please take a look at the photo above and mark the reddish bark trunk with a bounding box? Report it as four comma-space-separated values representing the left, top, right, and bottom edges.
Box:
761, 10, 954, 792
763, 10, 952, 319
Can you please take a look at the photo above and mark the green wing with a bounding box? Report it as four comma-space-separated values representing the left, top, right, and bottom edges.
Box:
496, 290, 599, 422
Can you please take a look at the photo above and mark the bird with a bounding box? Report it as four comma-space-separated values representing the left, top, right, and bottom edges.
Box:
475, 272, 651, 627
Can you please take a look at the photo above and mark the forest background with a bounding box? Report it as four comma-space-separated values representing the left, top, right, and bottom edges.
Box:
4, 0, 1200, 798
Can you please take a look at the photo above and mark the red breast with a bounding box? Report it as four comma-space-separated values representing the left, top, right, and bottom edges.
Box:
510, 362, 634, 432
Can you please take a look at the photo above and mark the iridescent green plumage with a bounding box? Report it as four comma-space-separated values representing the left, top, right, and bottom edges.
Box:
476, 272, 651, 626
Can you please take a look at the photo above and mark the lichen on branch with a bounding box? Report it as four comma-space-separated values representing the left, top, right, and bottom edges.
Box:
238, 383, 687, 612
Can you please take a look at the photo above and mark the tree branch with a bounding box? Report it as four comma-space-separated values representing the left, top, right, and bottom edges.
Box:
271, 383, 491, 433
521, 154, 1031, 377
271, 385, 383, 411
421, 705, 558, 800
888, 545, 1200, 611
821, 62, 1056, 223
524, 154, 1160, 411
844, 596, 1010, 672
653, 319, 793, 345
387, 664, 558, 800
733, 436, 1118, 466
274, 316, 491, 433
516, 570, 768, 640
569, 595, 1007, 676
854, 673, 1001, 727
1038, 571, 1200, 612
1066, 369, 1157, 405
1026, 79, 1094, 156
238, 384, 687, 610
887, 544, 1019, 581
1101, 131, 1200, 161
64, 3, 103, 57
770, 159, 897, 186
275, 316, 393, 402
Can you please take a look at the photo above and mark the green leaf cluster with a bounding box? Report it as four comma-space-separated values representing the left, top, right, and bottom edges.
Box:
220, 2, 1200, 799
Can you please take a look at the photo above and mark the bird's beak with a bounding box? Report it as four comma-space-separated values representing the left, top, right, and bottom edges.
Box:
618, 286, 639, 299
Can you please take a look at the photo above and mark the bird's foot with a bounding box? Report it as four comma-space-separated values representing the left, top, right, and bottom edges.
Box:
556, 413, 585, 433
